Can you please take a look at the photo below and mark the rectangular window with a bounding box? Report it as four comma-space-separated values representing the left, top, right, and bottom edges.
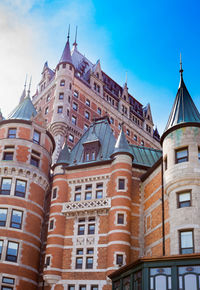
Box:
78, 225, 85, 235
15, 180, 26, 197
180, 230, 194, 254
10, 210, 23, 229
97, 107, 101, 115
86, 99, 90, 107
116, 254, 123, 265
46, 256, 51, 266
76, 248, 83, 255
0, 209, 7, 226
74, 90, 79, 98
84, 124, 88, 131
73, 102, 78, 111
85, 111, 90, 120
49, 219, 54, 230
118, 178, 125, 190
72, 115, 77, 125
96, 190, 103, 199
57, 106, 63, 113
198, 148, 200, 160
175, 147, 188, 163
69, 134, 74, 143
6, 241, 19, 262
3, 152, 13, 161
1, 178, 12, 195
8, 128, 16, 139
164, 156, 167, 171
30, 156, 39, 167
178, 192, 191, 208
79, 286, 86, 290
86, 257, 93, 269
2, 277, 15, 285
85, 192, 92, 200
33, 130, 40, 144
0, 240, 3, 259
60, 80, 65, 86
117, 213, 124, 225
126, 129, 130, 136
52, 188, 57, 199
110, 117, 114, 124
68, 286, 75, 290
134, 135, 137, 141
87, 248, 94, 254
88, 224, 95, 235
76, 257, 83, 269
59, 93, 64, 100
91, 286, 98, 290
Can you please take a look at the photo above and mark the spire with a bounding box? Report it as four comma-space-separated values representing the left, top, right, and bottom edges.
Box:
19, 75, 27, 104
27, 76, 32, 98
56, 138, 71, 165
73, 26, 78, 49
161, 60, 200, 142
110, 124, 133, 159
58, 25, 73, 67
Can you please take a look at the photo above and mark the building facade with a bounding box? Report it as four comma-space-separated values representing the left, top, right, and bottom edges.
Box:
0, 34, 199, 290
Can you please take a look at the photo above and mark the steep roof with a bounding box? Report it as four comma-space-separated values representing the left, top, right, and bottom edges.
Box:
111, 127, 133, 158
56, 116, 161, 169
163, 69, 200, 140
58, 37, 73, 66
8, 96, 37, 120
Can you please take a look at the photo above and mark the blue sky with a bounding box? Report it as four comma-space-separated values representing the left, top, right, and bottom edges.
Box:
0, 0, 200, 134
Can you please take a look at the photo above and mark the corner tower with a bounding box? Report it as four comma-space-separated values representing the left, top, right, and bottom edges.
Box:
161, 59, 200, 255
50, 27, 75, 163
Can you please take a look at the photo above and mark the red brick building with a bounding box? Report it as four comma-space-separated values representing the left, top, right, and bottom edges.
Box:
0, 34, 200, 290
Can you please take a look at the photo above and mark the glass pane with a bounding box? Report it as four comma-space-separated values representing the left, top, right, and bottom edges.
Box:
11, 210, 22, 228
16, 180, 26, 193
2, 179, 12, 190
7, 242, 18, 254
2, 277, 15, 284
150, 268, 171, 276
184, 274, 197, 290
177, 149, 187, 158
155, 275, 166, 290
96, 190, 103, 198
179, 193, 190, 202
179, 276, 183, 289
0, 209, 7, 225
0, 240, 3, 255
150, 277, 154, 289
181, 231, 193, 247
168, 277, 172, 289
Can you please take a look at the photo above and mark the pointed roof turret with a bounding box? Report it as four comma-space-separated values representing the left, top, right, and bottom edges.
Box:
57, 25, 73, 68
8, 96, 37, 121
42, 61, 49, 73
161, 57, 200, 143
57, 139, 71, 165
110, 124, 133, 159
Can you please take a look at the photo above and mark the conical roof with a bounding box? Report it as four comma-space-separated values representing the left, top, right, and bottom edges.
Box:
57, 140, 71, 165
111, 126, 133, 158
8, 96, 37, 121
162, 70, 200, 143
58, 37, 73, 66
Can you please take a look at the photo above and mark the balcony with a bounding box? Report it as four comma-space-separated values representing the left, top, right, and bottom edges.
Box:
62, 197, 111, 217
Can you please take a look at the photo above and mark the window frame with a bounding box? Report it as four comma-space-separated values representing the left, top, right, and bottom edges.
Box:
6, 241, 19, 263
33, 130, 41, 144
8, 128, 16, 139
175, 147, 188, 164
3, 152, 14, 161
116, 254, 123, 266
10, 209, 23, 229
15, 179, 26, 198
59, 92, 64, 100
118, 178, 125, 190
60, 80, 65, 86
177, 191, 191, 208
1, 178, 12, 195
179, 229, 194, 254
0, 208, 8, 227
57, 106, 63, 113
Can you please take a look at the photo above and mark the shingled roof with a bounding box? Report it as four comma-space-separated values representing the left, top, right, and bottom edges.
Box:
8, 96, 37, 121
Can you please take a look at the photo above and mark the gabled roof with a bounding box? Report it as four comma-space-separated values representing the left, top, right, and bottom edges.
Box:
162, 69, 200, 142
83, 126, 99, 144
8, 96, 37, 121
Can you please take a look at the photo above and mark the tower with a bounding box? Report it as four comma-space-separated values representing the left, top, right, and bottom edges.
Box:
50, 27, 75, 163
0, 90, 54, 289
161, 59, 200, 255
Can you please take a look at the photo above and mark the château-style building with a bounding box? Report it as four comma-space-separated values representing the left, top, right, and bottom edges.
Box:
0, 32, 199, 290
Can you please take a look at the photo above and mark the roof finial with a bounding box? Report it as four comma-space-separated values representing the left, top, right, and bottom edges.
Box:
179, 53, 183, 78
24, 74, 27, 90
67, 24, 70, 41
73, 26, 78, 48
125, 71, 127, 84
27, 76, 32, 97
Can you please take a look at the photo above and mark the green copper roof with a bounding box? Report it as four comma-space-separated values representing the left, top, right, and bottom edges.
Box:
164, 74, 200, 134
111, 127, 133, 158
83, 126, 99, 144
57, 141, 71, 164
130, 145, 162, 167
8, 96, 37, 120
57, 116, 161, 169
